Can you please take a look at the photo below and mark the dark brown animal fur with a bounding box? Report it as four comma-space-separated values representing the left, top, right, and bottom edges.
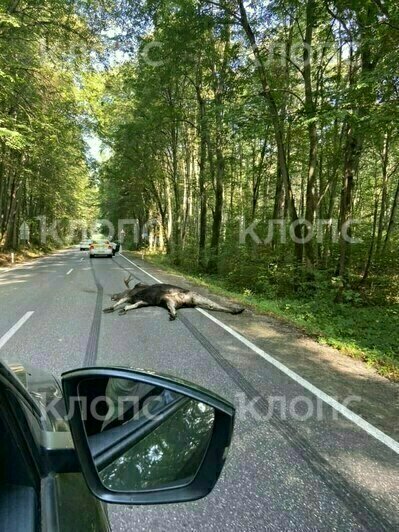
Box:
104, 275, 244, 321
110, 275, 149, 302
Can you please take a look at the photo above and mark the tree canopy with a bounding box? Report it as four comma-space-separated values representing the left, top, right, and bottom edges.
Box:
94, 0, 399, 302
1, 0, 398, 303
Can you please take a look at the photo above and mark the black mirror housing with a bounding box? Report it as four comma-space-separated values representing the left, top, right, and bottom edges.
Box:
61, 367, 235, 505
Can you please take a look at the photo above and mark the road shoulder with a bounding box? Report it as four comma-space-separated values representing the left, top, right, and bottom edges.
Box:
123, 251, 399, 442
0, 247, 69, 274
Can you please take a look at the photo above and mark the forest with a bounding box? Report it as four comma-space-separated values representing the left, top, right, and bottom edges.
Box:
0, 0, 103, 249
1, 0, 398, 377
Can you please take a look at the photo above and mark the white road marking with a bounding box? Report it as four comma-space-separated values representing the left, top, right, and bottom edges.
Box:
0, 248, 73, 278
198, 309, 399, 455
0, 312, 34, 351
120, 254, 161, 282
119, 253, 399, 455
66, 269, 74, 276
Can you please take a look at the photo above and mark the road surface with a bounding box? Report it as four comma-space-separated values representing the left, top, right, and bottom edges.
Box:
0, 249, 398, 531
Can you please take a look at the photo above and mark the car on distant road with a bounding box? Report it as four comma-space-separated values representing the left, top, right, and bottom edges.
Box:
89, 240, 113, 258
79, 239, 92, 251
0, 360, 234, 531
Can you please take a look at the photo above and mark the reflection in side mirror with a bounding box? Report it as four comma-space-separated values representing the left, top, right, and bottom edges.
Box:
62, 368, 235, 505
78, 377, 215, 492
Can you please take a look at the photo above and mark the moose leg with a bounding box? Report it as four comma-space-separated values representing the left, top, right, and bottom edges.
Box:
119, 301, 148, 316
164, 297, 178, 321
103, 297, 130, 313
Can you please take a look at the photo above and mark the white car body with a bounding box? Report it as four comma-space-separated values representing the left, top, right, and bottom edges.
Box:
79, 240, 92, 251
89, 240, 113, 258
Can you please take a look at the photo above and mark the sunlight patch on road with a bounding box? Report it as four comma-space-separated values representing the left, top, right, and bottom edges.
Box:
0, 279, 29, 287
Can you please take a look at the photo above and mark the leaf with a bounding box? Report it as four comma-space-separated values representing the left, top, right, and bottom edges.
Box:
0, 13, 21, 29
0, 69, 15, 83
0, 128, 27, 150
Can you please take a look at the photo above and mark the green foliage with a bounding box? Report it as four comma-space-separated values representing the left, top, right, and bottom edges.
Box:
144, 252, 399, 381
1, 0, 398, 376
0, 0, 103, 248
95, 0, 399, 305
0, 128, 28, 150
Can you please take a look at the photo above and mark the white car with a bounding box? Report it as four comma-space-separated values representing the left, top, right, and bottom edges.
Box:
89, 240, 113, 258
79, 239, 92, 251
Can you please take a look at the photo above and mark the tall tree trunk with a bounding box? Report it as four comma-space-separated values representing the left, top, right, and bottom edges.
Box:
376, 132, 390, 254
4, 174, 22, 248
237, 0, 303, 264
382, 177, 399, 256
337, 122, 359, 282
360, 172, 379, 285
208, 147, 224, 272
170, 121, 182, 263
251, 139, 267, 221
196, 83, 208, 270
303, 0, 318, 266
207, 21, 230, 273
336, 3, 377, 291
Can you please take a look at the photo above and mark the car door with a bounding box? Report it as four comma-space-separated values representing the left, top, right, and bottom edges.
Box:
0, 362, 110, 532
0, 362, 235, 529
0, 376, 41, 531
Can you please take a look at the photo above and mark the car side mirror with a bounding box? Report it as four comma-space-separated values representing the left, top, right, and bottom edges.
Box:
61, 367, 235, 505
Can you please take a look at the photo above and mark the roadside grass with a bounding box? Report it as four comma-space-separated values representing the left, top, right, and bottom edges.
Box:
0, 245, 57, 268
130, 252, 399, 382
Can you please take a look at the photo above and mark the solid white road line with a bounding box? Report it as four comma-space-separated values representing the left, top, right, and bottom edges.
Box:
197, 308, 399, 455
120, 254, 161, 283
119, 253, 399, 455
0, 312, 34, 351
66, 269, 74, 276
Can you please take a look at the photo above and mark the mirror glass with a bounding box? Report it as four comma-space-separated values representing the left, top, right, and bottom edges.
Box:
77, 377, 215, 492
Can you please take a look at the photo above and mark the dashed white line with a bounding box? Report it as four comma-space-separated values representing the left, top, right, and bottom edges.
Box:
119, 252, 399, 455
0, 312, 34, 351
0, 249, 73, 278
66, 269, 74, 276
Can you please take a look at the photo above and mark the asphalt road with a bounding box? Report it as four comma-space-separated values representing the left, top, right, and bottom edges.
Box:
0, 249, 398, 531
